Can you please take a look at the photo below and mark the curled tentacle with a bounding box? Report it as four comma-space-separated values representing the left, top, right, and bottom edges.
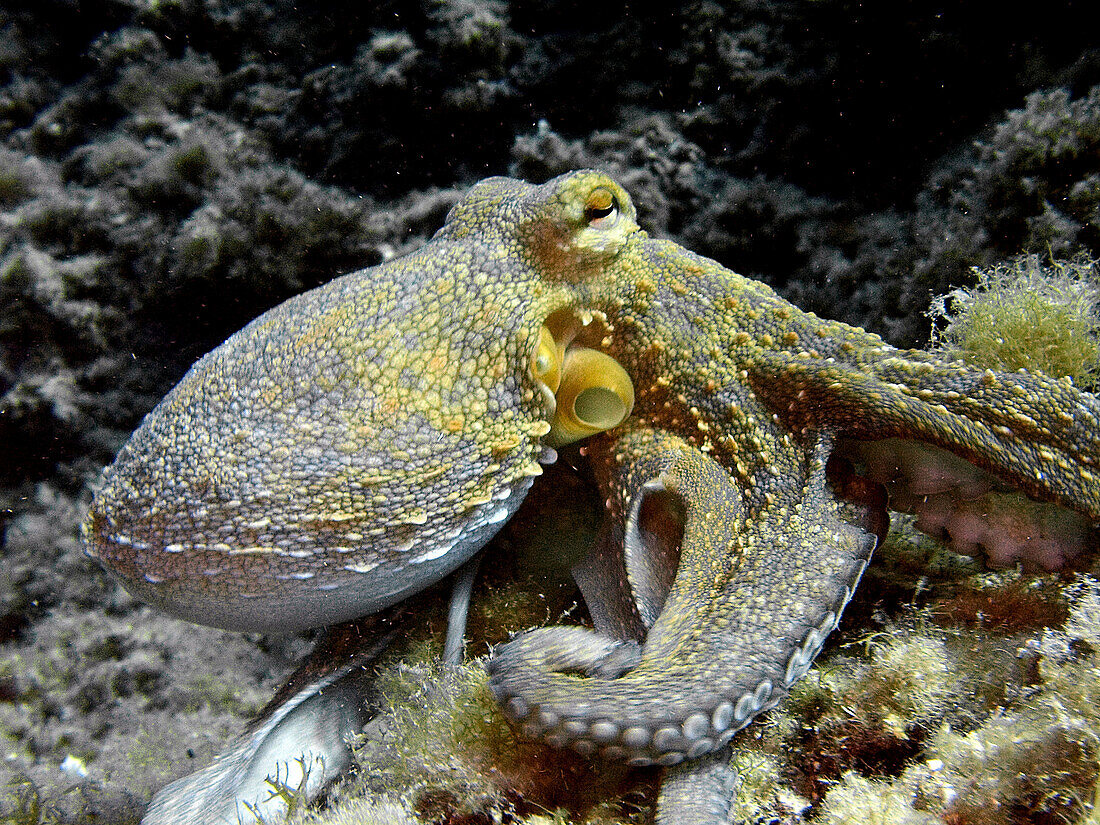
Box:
487, 427, 876, 766
747, 348, 1100, 568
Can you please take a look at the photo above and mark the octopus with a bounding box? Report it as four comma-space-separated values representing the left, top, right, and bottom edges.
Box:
81, 170, 1100, 824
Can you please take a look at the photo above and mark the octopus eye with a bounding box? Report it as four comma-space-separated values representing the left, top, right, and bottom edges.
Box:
547, 347, 634, 447
584, 187, 619, 229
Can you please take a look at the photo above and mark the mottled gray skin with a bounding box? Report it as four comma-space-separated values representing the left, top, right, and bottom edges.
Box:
483, 177, 1099, 770
488, 426, 876, 767
82, 171, 1100, 820
82, 174, 611, 632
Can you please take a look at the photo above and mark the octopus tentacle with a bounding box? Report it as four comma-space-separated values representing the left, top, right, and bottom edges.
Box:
654, 748, 740, 825
748, 349, 1100, 518
142, 609, 410, 825
487, 426, 876, 766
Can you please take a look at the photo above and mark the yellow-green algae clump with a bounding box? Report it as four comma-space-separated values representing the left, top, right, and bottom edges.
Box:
930, 253, 1100, 388
811, 576, 1100, 825
288, 642, 644, 825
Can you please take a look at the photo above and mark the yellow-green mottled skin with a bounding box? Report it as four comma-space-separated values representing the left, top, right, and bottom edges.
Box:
83, 171, 1100, 777
84, 174, 622, 632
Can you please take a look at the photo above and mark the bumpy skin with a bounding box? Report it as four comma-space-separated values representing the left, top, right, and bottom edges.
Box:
84, 171, 1100, 775
83, 176, 594, 632
484, 176, 1100, 768
488, 426, 876, 768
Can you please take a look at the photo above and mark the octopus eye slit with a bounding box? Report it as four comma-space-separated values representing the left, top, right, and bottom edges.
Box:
584, 187, 619, 228
586, 200, 617, 221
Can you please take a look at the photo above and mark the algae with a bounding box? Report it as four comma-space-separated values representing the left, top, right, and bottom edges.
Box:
930, 254, 1100, 388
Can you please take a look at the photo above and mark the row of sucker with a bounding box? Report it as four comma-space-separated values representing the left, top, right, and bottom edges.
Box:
489, 551, 870, 766
488, 429, 877, 766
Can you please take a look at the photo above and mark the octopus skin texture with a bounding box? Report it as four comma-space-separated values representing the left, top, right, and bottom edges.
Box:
81, 170, 1100, 820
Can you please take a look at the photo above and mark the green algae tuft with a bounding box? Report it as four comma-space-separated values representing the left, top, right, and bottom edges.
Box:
930, 254, 1100, 388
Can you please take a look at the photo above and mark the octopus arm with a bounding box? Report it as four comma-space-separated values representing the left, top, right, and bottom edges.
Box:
746, 349, 1100, 521
141, 611, 409, 825
488, 426, 876, 766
